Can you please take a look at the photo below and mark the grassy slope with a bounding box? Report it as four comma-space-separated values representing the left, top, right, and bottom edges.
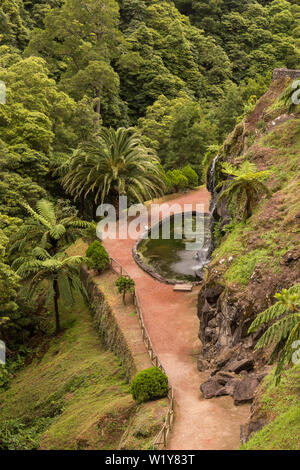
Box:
0, 296, 167, 450
209, 79, 300, 449
241, 366, 300, 450
212, 117, 300, 287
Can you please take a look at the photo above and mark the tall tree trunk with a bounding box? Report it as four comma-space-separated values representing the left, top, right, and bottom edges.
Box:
92, 200, 97, 221
53, 278, 60, 335
111, 192, 120, 219
246, 191, 252, 219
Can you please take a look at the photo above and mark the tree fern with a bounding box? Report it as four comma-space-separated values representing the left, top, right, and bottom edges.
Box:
216, 161, 271, 219
10, 199, 92, 256
248, 284, 300, 383
15, 250, 87, 335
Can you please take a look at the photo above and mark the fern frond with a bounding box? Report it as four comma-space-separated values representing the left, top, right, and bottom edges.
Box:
255, 314, 300, 349
248, 302, 288, 333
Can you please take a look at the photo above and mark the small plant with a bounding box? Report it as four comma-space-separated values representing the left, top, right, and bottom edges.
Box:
236, 95, 257, 124
248, 284, 300, 384
116, 275, 135, 304
257, 119, 266, 131
86, 241, 109, 273
130, 367, 168, 403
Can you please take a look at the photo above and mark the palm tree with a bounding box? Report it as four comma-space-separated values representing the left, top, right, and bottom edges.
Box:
10, 199, 92, 256
62, 127, 166, 214
248, 284, 300, 383
14, 248, 87, 335
216, 161, 271, 219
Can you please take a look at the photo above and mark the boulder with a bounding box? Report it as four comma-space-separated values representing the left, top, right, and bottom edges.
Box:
225, 357, 254, 374
214, 371, 237, 386
200, 379, 224, 399
215, 348, 236, 370
233, 375, 260, 405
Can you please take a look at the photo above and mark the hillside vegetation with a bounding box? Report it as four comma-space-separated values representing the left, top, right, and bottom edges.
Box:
0, 295, 166, 450
198, 76, 300, 449
0, 0, 299, 452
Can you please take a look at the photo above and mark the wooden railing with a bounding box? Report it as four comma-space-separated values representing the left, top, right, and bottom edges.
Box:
109, 256, 175, 450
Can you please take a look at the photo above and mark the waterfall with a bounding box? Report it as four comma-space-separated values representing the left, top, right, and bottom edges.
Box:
207, 155, 219, 216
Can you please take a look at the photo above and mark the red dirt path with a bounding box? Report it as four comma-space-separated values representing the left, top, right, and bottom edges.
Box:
102, 188, 250, 450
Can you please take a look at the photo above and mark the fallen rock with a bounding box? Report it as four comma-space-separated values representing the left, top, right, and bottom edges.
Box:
214, 371, 237, 386
233, 375, 260, 405
200, 379, 224, 399
215, 348, 236, 370
225, 357, 254, 374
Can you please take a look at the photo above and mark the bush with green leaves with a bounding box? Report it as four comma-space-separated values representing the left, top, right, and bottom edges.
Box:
86, 241, 109, 273
130, 367, 168, 403
166, 169, 189, 193
181, 165, 198, 188
115, 275, 135, 305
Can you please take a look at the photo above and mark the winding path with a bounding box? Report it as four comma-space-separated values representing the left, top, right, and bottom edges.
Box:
102, 188, 250, 450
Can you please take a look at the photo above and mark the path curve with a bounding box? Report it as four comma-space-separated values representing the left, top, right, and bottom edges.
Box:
103, 188, 250, 450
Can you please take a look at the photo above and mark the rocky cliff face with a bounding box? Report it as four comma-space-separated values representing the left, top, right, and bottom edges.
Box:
197, 76, 300, 422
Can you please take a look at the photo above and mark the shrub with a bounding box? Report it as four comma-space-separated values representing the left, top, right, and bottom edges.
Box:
166, 169, 189, 193
86, 241, 109, 273
116, 275, 135, 304
181, 165, 198, 188
130, 367, 168, 403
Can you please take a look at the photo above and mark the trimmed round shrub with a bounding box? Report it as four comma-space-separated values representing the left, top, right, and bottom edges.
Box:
130, 367, 168, 403
181, 165, 198, 188
86, 240, 109, 273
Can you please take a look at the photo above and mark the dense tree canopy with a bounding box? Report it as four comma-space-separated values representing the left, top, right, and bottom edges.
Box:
0, 0, 299, 355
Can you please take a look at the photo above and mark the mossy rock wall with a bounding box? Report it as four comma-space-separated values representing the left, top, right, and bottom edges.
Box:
81, 266, 136, 381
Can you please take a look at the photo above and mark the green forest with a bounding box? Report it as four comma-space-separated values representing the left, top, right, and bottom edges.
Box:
0, 0, 299, 452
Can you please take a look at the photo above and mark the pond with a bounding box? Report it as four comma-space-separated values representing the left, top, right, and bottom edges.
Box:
136, 213, 212, 283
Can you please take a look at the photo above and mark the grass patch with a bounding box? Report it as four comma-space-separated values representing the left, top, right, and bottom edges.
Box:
0, 296, 165, 450
224, 249, 270, 286
241, 366, 300, 450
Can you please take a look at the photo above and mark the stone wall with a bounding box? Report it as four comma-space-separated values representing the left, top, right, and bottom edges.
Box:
81, 266, 136, 381
273, 68, 300, 81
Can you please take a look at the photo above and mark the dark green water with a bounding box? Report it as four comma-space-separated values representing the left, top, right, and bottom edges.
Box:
138, 213, 212, 282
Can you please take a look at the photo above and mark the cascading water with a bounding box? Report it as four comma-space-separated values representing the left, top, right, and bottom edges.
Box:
207, 155, 219, 216
206, 154, 221, 259
134, 159, 221, 283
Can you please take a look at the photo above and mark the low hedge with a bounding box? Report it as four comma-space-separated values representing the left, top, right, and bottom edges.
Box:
130, 367, 168, 403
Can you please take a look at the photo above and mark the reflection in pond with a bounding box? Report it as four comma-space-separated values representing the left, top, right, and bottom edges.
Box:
137, 213, 212, 282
